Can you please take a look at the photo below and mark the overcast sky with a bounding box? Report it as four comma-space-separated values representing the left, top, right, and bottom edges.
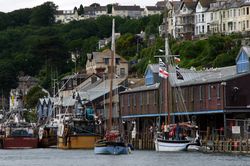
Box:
0, 0, 160, 13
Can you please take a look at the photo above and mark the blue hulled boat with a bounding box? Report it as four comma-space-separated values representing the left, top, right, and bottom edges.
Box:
94, 140, 129, 155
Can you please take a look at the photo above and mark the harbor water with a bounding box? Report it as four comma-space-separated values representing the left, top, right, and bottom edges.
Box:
0, 149, 250, 166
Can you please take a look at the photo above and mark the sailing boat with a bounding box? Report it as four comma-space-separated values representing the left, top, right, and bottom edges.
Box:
154, 3, 200, 151
94, 19, 130, 155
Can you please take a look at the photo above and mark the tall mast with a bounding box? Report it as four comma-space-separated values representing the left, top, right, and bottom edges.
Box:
164, 0, 171, 125
108, 19, 115, 131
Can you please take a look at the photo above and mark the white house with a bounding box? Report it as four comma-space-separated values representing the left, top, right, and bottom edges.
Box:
55, 10, 79, 23
195, 0, 213, 36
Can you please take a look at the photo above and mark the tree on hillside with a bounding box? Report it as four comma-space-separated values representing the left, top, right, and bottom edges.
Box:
0, 12, 9, 30
30, 2, 57, 26
8, 8, 32, 27
0, 60, 18, 95
25, 86, 48, 109
78, 4, 84, 15
107, 4, 112, 14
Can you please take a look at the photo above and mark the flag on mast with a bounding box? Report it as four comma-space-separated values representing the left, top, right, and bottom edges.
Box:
176, 70, 184, 80
159, 58, 169, 79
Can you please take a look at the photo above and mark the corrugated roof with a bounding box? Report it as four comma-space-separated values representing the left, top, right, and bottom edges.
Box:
145, 63, 248, 87
79, 77, 127, 103
120, 83, 160, 94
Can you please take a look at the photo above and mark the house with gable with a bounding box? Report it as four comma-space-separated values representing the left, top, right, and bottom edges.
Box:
85, 49, 128, 78
175, 0, 197, 39
194, 0, 214, 36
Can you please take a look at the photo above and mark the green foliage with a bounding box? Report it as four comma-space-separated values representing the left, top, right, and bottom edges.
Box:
23, 110, 37, 123
171, 34, 239, 69
107, 4, 112, 14
30, 2, 57, 26
78, 5, 84, 15
25, 86, 48, 109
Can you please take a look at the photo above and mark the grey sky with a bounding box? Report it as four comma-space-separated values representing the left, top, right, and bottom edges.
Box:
0, 0, 160, 13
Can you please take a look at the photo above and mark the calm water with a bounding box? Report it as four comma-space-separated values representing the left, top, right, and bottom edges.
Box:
0, 149, 249, 166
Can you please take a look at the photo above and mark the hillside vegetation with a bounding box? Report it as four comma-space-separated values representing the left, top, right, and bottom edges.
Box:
0, 2, 244, 97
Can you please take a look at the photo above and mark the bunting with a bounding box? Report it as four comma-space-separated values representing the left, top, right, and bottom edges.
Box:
159, 58, 169, 79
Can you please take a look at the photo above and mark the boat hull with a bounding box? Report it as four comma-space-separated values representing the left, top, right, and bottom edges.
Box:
38, 136, 57, 148
3, 137, 38, 149
94, 141, 129, 155
57, 135, 100, 149
155, 139, 190, 152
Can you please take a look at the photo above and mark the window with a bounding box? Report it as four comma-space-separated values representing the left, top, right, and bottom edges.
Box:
217, 84, 221, 99
116, 58, 120, 65
247, 20, 249, 29
234, 9, 236, 17
211, 13, 213, 21
208, 85, 211, 100
199, 86, 203, 101
133, 94, 136, 107
140, 92, 143, 106
202, 25, 204, 33
121, 95, 124, 107
154, 91, 157, 105
120, 68, 125, 76
147, 92, 149, 105
128, 94, 130, 106
247, 7, 249, 15
202, 14, 204, 22
104, 58, 109, 65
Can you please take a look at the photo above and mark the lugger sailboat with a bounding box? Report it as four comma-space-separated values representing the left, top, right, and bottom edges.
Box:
154, 1, 201, 152
94, 19, 130, 155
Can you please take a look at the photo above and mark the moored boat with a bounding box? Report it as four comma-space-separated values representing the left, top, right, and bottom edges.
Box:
94, 130, 130, 155
94, 19, 129, 155
2, 123, 38, 149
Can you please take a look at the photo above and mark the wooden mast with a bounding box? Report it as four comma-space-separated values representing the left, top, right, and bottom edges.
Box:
164, 0, 171, 125
108, 19, 115, 131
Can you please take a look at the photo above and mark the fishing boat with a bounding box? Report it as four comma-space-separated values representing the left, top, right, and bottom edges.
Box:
37, 98, 58, 148
154, 1, 201, 152
94, 19, 129, 155
56, 98, 100, 149
38, 125, 57, 148
1, 89, 38, 149
57, 116, 100, 149
2, 121, 38, 149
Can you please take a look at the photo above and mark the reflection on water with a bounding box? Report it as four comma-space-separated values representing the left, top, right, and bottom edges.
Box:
0, 149, 249, 166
